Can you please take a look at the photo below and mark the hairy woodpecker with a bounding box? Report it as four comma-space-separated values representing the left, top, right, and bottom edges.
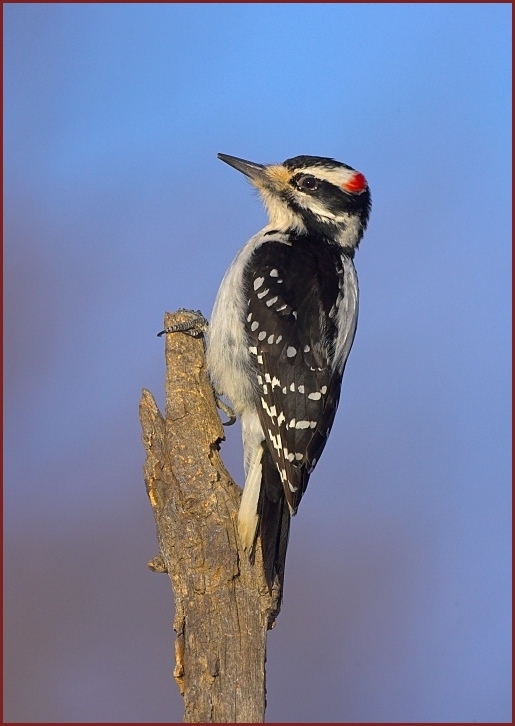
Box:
206, 153, 371, 592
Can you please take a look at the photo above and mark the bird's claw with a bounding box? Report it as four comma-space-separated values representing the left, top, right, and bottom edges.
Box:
216, 396, 236, 426
157, 309, 208, 338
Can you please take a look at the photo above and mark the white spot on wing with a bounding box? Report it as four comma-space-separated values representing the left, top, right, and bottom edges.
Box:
261, 399, 277, 419
287, 346, 297, 357
253, 277, 264, 290
284, 448, 295, 462
268, 429, 283, 453
295, 420, 310, 429
308, 392, 321, 400
293, 420, 318, 430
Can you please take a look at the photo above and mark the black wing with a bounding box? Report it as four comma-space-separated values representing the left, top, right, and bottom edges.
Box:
244, 236, 350, 513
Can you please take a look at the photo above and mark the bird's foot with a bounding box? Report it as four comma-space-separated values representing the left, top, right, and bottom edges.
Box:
157, 309, 208, 338
216, 396, 236, 426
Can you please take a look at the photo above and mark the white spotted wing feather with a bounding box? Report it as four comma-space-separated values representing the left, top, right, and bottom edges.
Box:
244, 238, 357, 513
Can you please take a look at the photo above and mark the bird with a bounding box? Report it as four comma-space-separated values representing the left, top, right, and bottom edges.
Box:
206, 152, 371, 594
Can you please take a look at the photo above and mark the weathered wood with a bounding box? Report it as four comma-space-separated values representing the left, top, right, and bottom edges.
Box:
140, 310, 281, 723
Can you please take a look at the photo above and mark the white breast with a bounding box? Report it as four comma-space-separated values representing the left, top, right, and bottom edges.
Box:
206, 228, 290, 413
332, 257, 359, 373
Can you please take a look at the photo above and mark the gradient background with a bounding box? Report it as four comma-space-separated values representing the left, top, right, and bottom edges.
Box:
4, 3, 511, 723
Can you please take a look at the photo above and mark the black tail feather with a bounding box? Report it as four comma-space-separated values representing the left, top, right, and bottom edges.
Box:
258, 448, 291, 594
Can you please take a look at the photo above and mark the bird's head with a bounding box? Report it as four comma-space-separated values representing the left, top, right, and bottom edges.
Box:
218, 153, 371, 249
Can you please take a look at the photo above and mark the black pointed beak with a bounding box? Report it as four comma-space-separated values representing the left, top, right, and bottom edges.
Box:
217, 153, 266, 182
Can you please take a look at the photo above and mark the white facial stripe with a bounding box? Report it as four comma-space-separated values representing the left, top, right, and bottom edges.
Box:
298, 166, 364, 190
299, 200, 337, 219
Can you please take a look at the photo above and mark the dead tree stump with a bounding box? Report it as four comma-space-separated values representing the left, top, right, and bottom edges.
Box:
139, 309, 282, 723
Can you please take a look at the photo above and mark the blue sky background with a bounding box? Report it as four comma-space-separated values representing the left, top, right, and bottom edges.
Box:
4, 3, 511, 723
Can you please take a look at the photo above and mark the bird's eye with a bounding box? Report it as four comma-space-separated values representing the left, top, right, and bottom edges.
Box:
296, 175, 319, 192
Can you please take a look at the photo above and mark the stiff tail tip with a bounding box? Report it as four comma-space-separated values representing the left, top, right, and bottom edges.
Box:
237, 447, 262, 551
237, 444, 291, 595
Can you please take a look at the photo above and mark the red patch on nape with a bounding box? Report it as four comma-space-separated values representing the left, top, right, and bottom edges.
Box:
342, 172, 367, 193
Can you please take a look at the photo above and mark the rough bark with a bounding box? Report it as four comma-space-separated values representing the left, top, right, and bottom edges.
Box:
139, 309, 281, 723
